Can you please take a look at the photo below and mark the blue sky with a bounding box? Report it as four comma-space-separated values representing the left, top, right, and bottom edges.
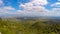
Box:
2, 0, 58, 9
0, 0, 60, 17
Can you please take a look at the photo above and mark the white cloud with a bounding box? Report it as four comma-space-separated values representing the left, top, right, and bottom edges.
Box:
44, 8, 60, 16
3, 6, 15, 10
0, 0, 60, 17
16, 9, 60, 17
15, 8, 60, 17
52, 8, 60, 16
32, 0, 48, 5
49, 2, 60, 16
20, 4, 47, 11
51, 2, 60, 8
20, 0, 48, 7
19, 0, 48, 12
0, 0, 3, 6
0, 0, 15, 14
58, 0, 60, 1
16, 0, 60, 17
0, 0, 48, 16
17, 6, 49, 16
0, 6, 15, 14
0, 0, 3, 4
18, 0, 51, 16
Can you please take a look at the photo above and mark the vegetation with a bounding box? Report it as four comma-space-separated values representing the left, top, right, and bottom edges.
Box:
0, 18, 60, 34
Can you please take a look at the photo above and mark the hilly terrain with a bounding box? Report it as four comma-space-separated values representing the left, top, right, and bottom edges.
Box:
0, 17, 60, 34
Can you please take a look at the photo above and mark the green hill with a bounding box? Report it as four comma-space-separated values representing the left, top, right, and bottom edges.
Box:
0, 18, 60, 34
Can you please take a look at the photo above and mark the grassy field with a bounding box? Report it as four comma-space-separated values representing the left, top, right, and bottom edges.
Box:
0, 18, 60, 34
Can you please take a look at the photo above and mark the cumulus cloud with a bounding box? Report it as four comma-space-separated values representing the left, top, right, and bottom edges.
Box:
32, 0, 48, 5
45, 8, 60, 16
0, 6, 15, 14
0, 0, 3, 4
0, 0, 60, 17
49, 2, 60, 16
0, 0, 15, 14
51, 2, 60, 8
15, 8, 60, 17
0, 0, 48, 17
2, 0, 58, 17
17, 0, 48, 16
3, 6, 15, 10
12, 0, 59, 17
19, 0, 48, 11
0, 0, 4, 6
53, 9, 60, 16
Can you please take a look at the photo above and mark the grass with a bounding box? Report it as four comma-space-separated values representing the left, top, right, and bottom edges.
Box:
0, 18, 60, 34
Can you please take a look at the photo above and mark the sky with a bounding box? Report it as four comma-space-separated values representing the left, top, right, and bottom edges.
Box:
0, 0, 60, 17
